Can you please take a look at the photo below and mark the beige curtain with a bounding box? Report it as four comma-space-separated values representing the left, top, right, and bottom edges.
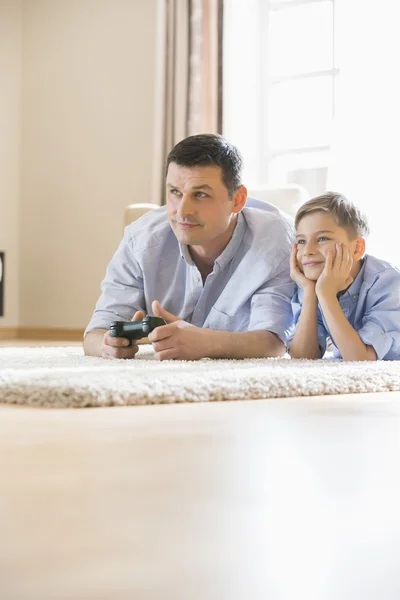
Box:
151, 0, 223, 205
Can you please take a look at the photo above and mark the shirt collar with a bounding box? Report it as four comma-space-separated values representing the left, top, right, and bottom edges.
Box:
339, 256, 366, 299
179, 212, 246, 271
179, 242, 194, 265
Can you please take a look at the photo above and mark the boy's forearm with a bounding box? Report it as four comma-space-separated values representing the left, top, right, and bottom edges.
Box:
290, 291, 321, 359
318, 294, 377, 361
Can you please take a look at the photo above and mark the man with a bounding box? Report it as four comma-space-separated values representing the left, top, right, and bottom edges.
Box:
84, 134, 295, 360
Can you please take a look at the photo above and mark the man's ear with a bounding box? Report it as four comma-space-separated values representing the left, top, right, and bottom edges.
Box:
232, 185, 247, 214
354, 237, 366, 260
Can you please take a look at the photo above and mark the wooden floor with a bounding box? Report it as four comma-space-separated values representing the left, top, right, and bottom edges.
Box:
1, 385, 400, 599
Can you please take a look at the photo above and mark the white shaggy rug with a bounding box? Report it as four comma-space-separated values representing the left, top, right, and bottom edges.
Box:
0, 345, 399, 408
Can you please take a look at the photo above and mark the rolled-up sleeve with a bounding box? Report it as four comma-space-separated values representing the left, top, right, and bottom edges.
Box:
84, 228, 145, 335
357, 269, 400, 360
248, 255, 296, 345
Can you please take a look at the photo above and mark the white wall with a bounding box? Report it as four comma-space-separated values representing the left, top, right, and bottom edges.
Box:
0, 0, 22, 328
19, 0, 159, 329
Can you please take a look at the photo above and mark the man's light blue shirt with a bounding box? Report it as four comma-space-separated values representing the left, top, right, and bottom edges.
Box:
290, 254, 400, 360
85, 199, 296, 344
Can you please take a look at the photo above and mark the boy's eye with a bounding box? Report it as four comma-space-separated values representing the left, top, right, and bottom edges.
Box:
296, 239, 305, 245
317, 236, 329, 242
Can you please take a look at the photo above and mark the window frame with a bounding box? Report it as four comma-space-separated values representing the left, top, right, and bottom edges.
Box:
260, 0, 338, 184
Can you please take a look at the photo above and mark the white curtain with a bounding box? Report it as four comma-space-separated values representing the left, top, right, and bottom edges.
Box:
328, 0, 400, 267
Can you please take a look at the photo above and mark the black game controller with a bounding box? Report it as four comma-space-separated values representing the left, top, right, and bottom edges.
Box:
109, 316, 166, 342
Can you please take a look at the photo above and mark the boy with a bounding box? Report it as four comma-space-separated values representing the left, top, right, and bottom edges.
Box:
289, 192, 400, 361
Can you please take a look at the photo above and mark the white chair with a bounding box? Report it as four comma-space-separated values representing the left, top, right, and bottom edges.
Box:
247, 184, 309, 219
124, 203, 160, 227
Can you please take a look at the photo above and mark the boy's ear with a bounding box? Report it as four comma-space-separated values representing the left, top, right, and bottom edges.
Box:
353, 237, 366, 260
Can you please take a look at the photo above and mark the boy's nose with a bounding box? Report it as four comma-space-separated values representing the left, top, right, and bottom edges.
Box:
304, 241, 316, 254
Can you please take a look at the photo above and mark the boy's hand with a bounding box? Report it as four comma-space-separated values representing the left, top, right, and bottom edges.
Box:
290, 245, 316, 293
316, 243, 353, 299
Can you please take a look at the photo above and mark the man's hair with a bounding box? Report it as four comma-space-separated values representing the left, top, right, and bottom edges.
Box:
166, 133, 243, 197
295, 191, 370, 238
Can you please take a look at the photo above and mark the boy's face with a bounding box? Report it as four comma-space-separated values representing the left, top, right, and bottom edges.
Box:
296, 211, 359, 281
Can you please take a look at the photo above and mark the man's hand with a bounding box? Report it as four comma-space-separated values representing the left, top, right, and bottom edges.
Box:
149, 300, 211, 360
316, 243, 353, 299
290, 245, 316, 293
101, 310, 145, 359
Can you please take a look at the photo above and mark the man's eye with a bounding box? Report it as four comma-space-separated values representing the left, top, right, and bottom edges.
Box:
170, 189, 181, 196
195, 192, 207, 198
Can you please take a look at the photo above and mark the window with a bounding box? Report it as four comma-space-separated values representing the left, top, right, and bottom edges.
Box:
265, 0, 337, 196
223, 0, 338, 197
224, 0, 400, 265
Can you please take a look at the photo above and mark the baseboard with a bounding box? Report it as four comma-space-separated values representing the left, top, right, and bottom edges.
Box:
0, 327, 84, 341
0, 327, 19, 340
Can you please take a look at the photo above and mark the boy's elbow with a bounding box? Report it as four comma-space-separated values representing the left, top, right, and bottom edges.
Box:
289, 346, 322, 360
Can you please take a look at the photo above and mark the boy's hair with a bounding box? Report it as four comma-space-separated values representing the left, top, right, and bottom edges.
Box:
166, 133, 243, 198
295, 191, 370, 238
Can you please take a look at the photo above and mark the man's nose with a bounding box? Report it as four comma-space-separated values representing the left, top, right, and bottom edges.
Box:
177, 194, 194, 219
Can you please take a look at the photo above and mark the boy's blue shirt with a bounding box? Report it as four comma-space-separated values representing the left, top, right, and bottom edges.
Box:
290, 254, 400, 360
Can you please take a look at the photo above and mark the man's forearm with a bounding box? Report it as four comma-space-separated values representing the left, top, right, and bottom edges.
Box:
83, 329, 107, 357
206, 329, 286, 359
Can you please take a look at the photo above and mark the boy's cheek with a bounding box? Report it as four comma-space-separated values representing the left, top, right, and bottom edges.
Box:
295, 252, 304, 272
322, 245, 337, 261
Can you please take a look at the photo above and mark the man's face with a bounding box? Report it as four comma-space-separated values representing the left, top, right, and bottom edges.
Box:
296, 211, 357, 280
166, 163, 238, 248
